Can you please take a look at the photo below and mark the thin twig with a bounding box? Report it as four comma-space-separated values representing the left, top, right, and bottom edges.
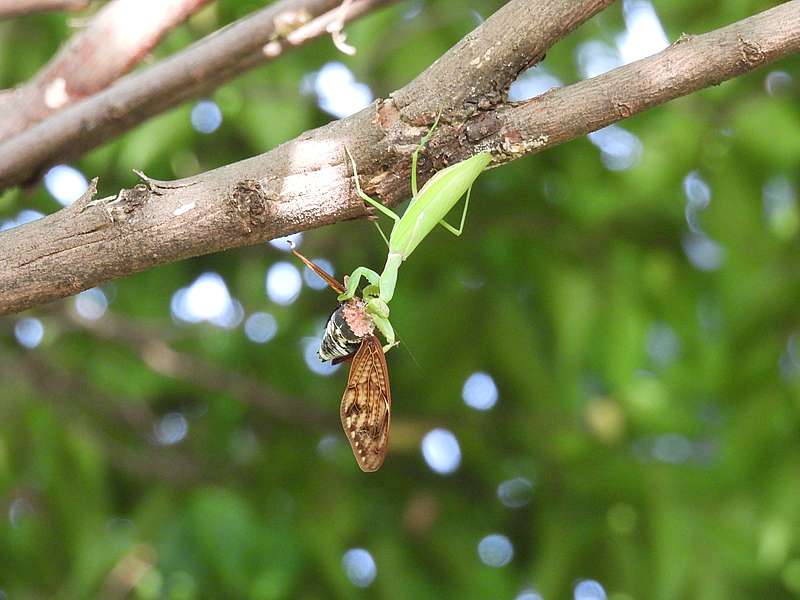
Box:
327, 0, 357, 55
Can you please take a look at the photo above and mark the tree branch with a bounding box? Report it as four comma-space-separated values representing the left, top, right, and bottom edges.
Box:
0, 0, 88, 19
0, 0, 213, 141
0, 0, 398, 187
1, 0, 799, 315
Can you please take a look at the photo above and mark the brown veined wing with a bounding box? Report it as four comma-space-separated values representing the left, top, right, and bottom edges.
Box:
340, 335, 391, 472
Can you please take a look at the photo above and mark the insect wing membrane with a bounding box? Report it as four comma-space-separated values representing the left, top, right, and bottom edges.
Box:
289, 247, 344, 294
340, 335, 392, 471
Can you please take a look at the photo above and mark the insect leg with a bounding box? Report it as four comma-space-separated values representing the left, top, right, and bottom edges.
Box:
373, 221, 390, 249
338, 266, 381, 301
410, 112, 441, 197
436, 184, 472, 237
344, 146, 400, 223
370, 313, 398, 352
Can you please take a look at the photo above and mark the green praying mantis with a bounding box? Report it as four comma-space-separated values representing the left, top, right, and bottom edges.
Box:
289, 117, 491, 470
337, 118, 492, 353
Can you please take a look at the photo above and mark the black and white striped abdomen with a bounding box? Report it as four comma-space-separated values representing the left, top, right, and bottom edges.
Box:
319, 306, 361, 361
318, 299, 375, 362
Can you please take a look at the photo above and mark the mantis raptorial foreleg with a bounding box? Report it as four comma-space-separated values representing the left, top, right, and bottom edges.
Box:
338, 266, 381, 301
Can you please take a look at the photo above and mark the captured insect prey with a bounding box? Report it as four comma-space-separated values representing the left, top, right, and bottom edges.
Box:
287, 116, 490, 471
289, 244, 391, 472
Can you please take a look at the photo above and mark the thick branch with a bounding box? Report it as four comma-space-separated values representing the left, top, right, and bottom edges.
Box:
0, 0, 213, 141
0, 0, 87, 19
0, 0, 397, 188
1, 0, 799, 315
392, 0, 614, 119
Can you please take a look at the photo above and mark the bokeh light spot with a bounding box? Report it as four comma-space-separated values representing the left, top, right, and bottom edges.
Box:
171, 272, 242, 328
574, 579, 607, 600
477, 533, 514, 567
576, 40, 621, 79
266, 262, 302, 306
1, 209, 44, 232
646, 322, 680, 368
153, 413, 188, 446
421, 428, 461, 474
303, 337, 341, 376
44, 164, 88, 206
682, 233, 725, 271
15, 318, 44, 349
462, 371, 498, 410
402, 1, 423, 19
763, 175, 798, 240
268, 232, 303, 251
683, 170, 712, 233
75, 288, 108, 320
244, 312, 278, 343
587, 125, 642, 171
8, 497, 34, 527
308, 62, 373, 119
302, 257, 335, 290
652, 433, 692, 464
765, 70, 793, 97
615, 0, 669, 64
317, 434, 341, 459
780, 332, 800, 381
508, 67, 562, 101
190, 99, 223, 134
342, 548, 377, 588
497, 477, 534, 508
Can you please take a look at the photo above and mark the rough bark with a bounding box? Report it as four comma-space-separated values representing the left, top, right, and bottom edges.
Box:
1, 0, 799, 316
0, 0, 213, 141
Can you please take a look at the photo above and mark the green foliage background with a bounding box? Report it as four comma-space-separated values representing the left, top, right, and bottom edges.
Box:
1, 1, 800, 598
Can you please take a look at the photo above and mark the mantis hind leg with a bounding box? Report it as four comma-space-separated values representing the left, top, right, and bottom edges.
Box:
411, 112, 442, 197
373, 221, 389, 249
345, 146, 400, 224
437, 184, 472, 237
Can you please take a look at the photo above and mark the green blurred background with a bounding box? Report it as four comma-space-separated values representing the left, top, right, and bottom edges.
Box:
2, 1, 800, 598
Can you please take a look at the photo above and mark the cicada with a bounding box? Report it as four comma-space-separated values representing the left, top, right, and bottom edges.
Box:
290, 244, 391, 472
